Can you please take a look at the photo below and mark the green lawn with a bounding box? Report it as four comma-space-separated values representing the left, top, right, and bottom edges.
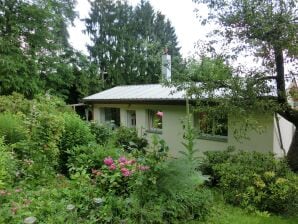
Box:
195, 193, 298, 224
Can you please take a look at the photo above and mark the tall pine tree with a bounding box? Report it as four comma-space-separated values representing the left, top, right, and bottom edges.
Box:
85, 0, 184, 88
0, 0, 101, 102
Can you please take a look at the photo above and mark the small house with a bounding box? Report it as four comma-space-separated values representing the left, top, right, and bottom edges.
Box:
83, 53, 294, 157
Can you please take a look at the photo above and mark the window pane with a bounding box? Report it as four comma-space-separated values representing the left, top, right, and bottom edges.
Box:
104, 108, 120, 127
195, 112, 227, 137
148, 110, 163, 130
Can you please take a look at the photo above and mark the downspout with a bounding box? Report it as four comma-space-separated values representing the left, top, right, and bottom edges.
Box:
275, 113, 286, 156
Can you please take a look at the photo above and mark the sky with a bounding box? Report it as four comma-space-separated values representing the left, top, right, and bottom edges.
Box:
68, 0, 211, 58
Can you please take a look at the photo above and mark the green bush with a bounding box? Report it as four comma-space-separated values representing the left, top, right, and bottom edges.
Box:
66, 144, 120, 174
0, 93, 31, 115
0, 176, 103, 224
60, 113, 95, 150
0, 113, 27, 145
201, 149, 298, 214
131, 146, 212, 222
89, 122, 113, 145
15, 110, 65, 179
0, 138, 16, 188
59, 113, 95, 173
114, 126, 148, 152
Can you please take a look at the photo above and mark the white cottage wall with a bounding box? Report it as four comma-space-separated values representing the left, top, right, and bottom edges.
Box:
92, 104, 276, 157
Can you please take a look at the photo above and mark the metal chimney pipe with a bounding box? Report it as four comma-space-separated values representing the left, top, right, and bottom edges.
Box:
161, 48, 171, 82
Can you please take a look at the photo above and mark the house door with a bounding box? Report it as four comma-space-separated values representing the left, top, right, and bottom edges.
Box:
127, 110, 136, 128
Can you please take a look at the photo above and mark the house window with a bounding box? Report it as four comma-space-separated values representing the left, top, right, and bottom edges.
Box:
147, 110, 163, 133
194, 112, 228, 141
104, 108, 120, 128
127, 110, 136, 128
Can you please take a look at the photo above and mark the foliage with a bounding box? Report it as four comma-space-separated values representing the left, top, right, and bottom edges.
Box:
126, 188, 212, 224
60, 113, 95, 151
0, 0, 75, 97
59, 113, 95, 173
0, 93, 31, 115
0, 138, 16, 189
129, 137, 212, 222
66, 144, 120, 175
85, 0, 184, 87
193, 0, 298, 171
173, 56, 278, 141
0, 1, 101, 102
89, 121, 113, 145
200, 147, 235, 186
157, 158, 206, 195
200, 190, 298, 224
16, 108, 65, 179
201, 149, 298, 214
93, 155, 150, 196
180, 113, 200, 162
0, 176, 103, 224
114, 126, 148, 152
0, 113, 27, 145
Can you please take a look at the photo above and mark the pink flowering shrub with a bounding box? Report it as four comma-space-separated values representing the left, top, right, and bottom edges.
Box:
93, 156, 150, 195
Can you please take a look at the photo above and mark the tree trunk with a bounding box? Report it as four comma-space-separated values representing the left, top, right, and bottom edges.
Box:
287, 127, 298, 172
280, 108, 298, 172
274, 47, 286, 104
273, 47, 298, 171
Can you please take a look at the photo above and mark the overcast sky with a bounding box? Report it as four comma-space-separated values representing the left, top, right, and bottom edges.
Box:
68, 0, 211, 58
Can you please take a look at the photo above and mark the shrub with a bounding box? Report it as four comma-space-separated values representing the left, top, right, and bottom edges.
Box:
114, 126, 148, 152
162, 188, 212, 222
93, 155, 151, 196
89, 122, 113, 145
0, 176, 102, 224
66, 144, 120, 174
0, 113, 27, 145
60, 113, 95, 151
200, 147, 237, 186
15, 110, 65, 179
130, 138, 212, 223
0, 138, 17, 188
201, 149, 298, 214
59, 113, 95, 173
0, 93, 31, 115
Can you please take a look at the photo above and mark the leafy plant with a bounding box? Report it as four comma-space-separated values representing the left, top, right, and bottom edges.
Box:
180, 113, 200, 163
89, 122, 113, 145
93, 155, 150, 196
66, 143, 120, 175
59, 113, 95, 173
114, 126, 148, 152
0, 138, 16, 188
201, 149, 298, 214
0, 113, 27, 145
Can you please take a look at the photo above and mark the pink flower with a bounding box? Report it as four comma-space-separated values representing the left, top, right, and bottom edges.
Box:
109, 164, 116, 170
138, 165, 150, 171
104, 157, 114, 166
23, 199, 32, 206
15, 188, 22, 193
0, 190, 7, 196
119, 162, 126, 168
126, 159, 135, 165
91, 169, 102, 176
121, 168, 132, 177
118, 156, 127, 163
11, 206, 18, 215
156, 111, 163, 117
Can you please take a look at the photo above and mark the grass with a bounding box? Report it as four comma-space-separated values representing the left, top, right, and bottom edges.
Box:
194, 191, 298, 224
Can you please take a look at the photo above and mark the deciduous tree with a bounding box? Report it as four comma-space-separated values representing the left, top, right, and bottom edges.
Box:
193, 0, 298, 170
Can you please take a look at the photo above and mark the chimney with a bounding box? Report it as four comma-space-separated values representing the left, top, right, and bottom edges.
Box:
161, 48, 171, 81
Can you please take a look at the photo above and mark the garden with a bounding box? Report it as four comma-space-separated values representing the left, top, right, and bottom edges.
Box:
0, 93, 297, 224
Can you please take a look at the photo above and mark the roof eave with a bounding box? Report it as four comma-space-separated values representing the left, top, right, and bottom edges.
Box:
83, 98, 187, 105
